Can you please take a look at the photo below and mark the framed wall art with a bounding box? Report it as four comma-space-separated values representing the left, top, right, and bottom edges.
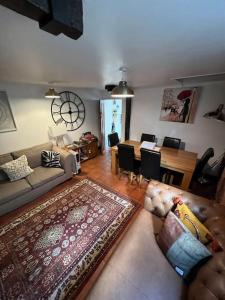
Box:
0, 91, 17, 133
160, 87, 198, 123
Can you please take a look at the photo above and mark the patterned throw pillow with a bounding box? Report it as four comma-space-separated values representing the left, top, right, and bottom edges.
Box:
157, 211, 212, 279
172, 197, 212, 244
172, 197, 222, 252
0, 155, 33, 182
41, 150, 61, 168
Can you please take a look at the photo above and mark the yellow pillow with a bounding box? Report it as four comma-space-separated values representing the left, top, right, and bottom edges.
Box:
173, 198, 212, 244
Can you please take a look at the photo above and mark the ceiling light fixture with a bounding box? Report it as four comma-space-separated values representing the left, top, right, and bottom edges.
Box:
111, 67, 134, 98
45, 88, 60, 99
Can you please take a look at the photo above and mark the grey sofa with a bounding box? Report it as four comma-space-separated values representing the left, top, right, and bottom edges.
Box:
0, 142, 73, 216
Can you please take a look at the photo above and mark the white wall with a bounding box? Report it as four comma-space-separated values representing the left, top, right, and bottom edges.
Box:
130, 82, 225, 159
0, 82, 101, 154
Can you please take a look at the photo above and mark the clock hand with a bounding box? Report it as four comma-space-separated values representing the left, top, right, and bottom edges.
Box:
60, 110, 84, 114
66, 92, 72, 111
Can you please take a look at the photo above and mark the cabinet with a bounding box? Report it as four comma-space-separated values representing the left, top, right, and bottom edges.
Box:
85, 141, 99, 159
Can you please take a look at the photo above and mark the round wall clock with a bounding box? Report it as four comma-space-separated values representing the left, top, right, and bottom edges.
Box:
51, 91, 85, 131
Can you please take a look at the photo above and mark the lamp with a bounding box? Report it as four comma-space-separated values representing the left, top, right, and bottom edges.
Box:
45, 88, 60, 99
203, 104, 225, 123
49, 124, 67, 146
111, 67, 134, 98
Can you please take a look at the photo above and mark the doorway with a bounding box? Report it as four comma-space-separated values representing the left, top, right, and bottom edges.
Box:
100, 99, 124, 151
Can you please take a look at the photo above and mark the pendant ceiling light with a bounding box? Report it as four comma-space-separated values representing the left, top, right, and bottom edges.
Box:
111, 67, 134, 98
45, 88, 60, 99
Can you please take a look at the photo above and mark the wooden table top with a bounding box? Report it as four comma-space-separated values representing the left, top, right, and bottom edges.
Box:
111, 140, 198, 173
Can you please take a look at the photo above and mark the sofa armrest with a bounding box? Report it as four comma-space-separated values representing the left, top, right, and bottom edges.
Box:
188, 252, 225, 300
144, 180, 224, 222
53, 146, 73, 177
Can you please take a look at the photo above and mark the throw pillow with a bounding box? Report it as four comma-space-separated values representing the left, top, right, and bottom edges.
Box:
41, 150, 61, 168
172, 197, 212, 244
172, 197, 222, 252
0, 155, 33, 182
157, 211, 212, 279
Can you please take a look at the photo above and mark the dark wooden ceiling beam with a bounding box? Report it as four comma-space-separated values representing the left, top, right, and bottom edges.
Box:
39, 0, 83, 40
0, 0, 83, 40
0, 0, 49, 21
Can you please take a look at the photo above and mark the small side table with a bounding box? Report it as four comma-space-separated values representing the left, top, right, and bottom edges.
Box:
65, 140, 98, 162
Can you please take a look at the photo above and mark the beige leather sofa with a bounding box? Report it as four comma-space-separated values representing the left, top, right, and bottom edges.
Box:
87, 170, 225, 300
0, 142, 73, 216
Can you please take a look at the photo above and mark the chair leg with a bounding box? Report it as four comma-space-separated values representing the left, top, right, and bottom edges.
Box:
118, 168, 121, 179
169, 175, 174, 185
165, 173, 170, 184
130, 172, 134, 184
139, 174, 143, 186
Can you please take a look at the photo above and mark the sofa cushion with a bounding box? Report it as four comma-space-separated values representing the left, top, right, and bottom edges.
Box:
204, 217, 225, 251
0, 155, 33, 182
87, 209, 184, 300
188, 252, 225, 300
0, 179, 32, 204
12, 142, 53, 168
0, 153, 13, 181
26, 166, 64, 188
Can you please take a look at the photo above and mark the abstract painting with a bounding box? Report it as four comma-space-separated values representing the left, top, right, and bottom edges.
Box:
160, 88, 198, 123
0, 91, 17, 132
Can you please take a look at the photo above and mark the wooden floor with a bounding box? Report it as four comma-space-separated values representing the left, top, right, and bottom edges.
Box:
79, 150, 148, 206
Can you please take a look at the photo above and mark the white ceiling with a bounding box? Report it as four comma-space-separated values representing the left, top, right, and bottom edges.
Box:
1, 0, 225, 89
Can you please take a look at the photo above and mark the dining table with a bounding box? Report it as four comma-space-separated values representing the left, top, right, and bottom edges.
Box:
111, 140, 198, 191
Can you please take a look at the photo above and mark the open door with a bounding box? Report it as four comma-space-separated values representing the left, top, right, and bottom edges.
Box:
100, 99, 125, 152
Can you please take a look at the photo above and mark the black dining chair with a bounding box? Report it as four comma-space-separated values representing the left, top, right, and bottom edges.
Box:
191, 148, 215, 183
140, 133, 156, 143
117, 144, 140, 184
162, 136, 181, 184
190, 148, 216, 195
162, 136, 181, 149
139, 148, 161, 184
108, 132, 119, 147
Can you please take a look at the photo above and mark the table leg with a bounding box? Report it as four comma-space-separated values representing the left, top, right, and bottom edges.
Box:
111, 150, 118, 174
181, 171, 193, 191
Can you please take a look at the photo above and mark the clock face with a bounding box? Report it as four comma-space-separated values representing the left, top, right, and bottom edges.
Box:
51, 91, 85, 131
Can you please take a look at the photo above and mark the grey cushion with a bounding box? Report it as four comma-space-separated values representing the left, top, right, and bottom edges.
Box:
26, 166, 64, 188
12, 142, 53, 168
0, 179, 32, 204
0, 153, 13, 182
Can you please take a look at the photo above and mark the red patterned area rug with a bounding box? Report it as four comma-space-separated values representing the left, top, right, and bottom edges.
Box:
0, 178, 139, 300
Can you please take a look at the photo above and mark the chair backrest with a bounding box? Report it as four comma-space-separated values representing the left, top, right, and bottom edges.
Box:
108, 132, 119, 147
118, 144, 135, 172
163, 136, 181, 149
140, 133, 156, 143
140, 148, 161, 180
216, 166, 225, 204
193, 147, 214, 180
